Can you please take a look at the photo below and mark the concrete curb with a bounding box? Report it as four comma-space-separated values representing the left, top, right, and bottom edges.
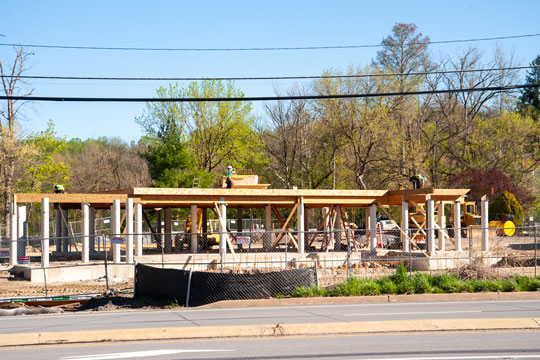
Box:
199, 291, 540, 308
1, 317, 540, 347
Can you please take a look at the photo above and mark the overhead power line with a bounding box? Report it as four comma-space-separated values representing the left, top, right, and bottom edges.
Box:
3, 65, 538, 82
1, 33, 539, 52
1, 84, 537, 103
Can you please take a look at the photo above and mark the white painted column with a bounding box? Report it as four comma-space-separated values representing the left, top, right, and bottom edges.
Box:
453, 201, 461, 251
369, 204, 377, 252
9, 203, 17, 265
426, 199, 435, 255
82, 203, 90, 263
126, 198, 134, 263
438, 202, 446, 251
112, 199, 121, 264
219, 197, 227, 255
191, 204, 198, 253
297, 197, 305, 253
481, 198, 489, 251
135, 203, 143, 257
41, 198, 50, 268
264, 204, 272, 250
17, 206, 26, 259
401, 200, 409, 252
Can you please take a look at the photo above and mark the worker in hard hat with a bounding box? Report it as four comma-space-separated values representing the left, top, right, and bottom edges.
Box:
225, 165, 234, 188
54, 183, 65, 193
409, 174, 425, 189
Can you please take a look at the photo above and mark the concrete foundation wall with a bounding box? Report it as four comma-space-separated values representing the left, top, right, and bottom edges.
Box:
25, 264, 134, 284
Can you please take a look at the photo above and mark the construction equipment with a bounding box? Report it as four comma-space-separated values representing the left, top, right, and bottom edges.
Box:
487, 213, 516, 237
180, 210, 220, 249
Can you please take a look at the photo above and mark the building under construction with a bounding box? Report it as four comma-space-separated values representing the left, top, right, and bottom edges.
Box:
6, 176, 491, 273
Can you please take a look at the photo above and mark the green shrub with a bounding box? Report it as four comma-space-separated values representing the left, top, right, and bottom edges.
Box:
378, 277, 398, 294
411, 273, 433, 294
432, 274, 464, 293
514, 276, 540, 291
332, 277, 381, 296
392, 264, 409, 283
467, 279, 502, 292
489, 191, 524, 225
501, 278, 518, 292
287, 272, 540, 299
292, 286, 328, 297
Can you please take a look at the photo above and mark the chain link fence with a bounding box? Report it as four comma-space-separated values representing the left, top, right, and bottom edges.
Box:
0, 224, 538, 302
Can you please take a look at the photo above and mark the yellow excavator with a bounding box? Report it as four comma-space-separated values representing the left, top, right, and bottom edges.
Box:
183, 209, 220, 248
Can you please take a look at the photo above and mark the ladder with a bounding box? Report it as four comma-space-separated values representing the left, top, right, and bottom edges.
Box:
192, 177, 201, 188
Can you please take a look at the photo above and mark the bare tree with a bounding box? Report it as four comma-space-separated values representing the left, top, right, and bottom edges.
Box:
262, 86, 335, 189
63, 138, 151, 193
0, 47, 33, 220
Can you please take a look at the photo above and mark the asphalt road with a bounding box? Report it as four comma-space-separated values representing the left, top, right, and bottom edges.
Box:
1, 329, 540, 360
1, 299, 540, 335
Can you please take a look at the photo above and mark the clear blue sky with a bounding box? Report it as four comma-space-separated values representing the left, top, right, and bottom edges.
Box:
1, 0, 539, 141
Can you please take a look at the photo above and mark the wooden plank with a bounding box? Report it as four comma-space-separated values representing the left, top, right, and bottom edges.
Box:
16, 193, 129, 204
131, 187, 388, 197
307, 205, 334, 247
271, 204, 299, 249
142, 210, 163, 250
303, 198, 376, 206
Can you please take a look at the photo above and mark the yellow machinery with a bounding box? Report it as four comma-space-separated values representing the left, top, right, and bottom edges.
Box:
184, 210, 220, 247
488, 220, 516, 237
463, 201, 515, 237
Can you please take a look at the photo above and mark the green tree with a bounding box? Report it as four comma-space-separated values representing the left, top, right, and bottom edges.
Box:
517, 55, 540, 120
137, 80, 263, 186
141, 133, 217, 188
489, 191, 525, 225
16, 120, 70, 193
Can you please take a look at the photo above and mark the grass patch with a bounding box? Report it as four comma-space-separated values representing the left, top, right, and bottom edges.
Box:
292, 264, 540, 298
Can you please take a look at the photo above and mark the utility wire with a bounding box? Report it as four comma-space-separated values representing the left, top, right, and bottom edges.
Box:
1, 33, 539, 52
3, 65, 538, 82
1, 84, 537, 103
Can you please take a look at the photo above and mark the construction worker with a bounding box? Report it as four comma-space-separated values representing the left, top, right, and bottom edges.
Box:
409, 174, 425, 189
225, 165, 233, 189
54, 183, 65, 194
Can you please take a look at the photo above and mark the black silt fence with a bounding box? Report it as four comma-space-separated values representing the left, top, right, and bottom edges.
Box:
135, 263, 317, 307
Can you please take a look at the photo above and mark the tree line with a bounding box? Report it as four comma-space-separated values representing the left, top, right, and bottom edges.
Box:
1, 23, 539, 224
